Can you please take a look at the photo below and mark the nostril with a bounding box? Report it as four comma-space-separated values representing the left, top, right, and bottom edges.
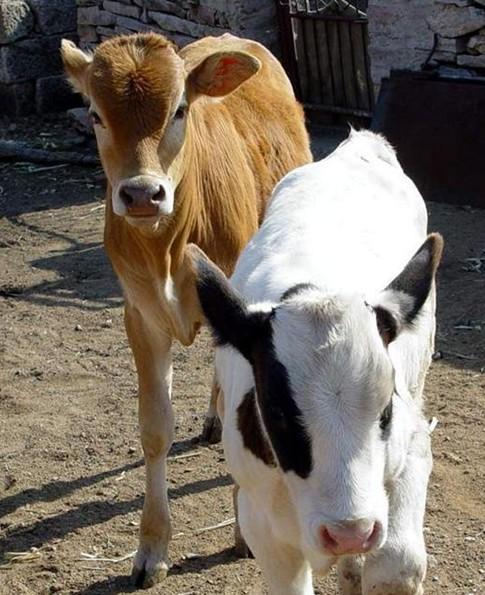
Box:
320, 527, 339, 550
120, 188, 134, 207
152, 186, 165, 203
320, 521, 378, 555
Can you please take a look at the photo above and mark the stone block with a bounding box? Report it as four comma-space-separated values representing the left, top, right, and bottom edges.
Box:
115, 15, 156, 32
138, 0, 186, 19
437, 35, 467, 52
96, 25, 117, 37
0, 34, 73, 84
103, 1, 140, 19
167, 32, 196, 47
148, 11, 223, 37
78, 24, 99, 43
67, 106, 94, 135
28, 0, 77, 35
0, 81, 34, 115
437, 64, 475, 78
467, 33, 485, 53
457, 52, 485, 66
0, 0, 34, 44
35, 74, 82, 113
432, 50, 457, 63
428, 5, 485, 37
78, 6, 116, 26
188, 5, 216, 26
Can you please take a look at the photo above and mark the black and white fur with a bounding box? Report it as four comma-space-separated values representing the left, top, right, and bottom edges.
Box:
191, 130, 443, 595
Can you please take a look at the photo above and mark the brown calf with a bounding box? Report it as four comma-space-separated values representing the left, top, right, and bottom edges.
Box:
62, 32, 311, 587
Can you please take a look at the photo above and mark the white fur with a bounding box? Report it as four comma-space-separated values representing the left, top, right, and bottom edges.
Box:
217, 131, 434, 594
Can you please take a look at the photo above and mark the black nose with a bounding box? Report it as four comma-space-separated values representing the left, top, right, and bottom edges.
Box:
119, 184, 165, 209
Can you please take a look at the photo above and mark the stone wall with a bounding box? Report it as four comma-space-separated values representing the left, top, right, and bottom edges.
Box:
368, 0, 485, 91
0, 0, 80, 115
76, 0, 279, 54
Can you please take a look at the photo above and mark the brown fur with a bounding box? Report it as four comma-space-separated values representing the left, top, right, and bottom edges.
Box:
62, 32, 311, 586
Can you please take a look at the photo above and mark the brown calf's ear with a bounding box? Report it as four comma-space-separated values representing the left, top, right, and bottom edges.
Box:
61, 39, 92, 97
187, 51, 261, 99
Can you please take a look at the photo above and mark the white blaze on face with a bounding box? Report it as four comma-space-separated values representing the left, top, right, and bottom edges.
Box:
270, 292, 394, 557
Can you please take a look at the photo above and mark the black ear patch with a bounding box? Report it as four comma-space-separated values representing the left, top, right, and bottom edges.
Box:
375, 306, 398, 345
191, 244, 271, 361
281, 283, 318, 302
386, 233, 444, 324
237, 389, 276, 467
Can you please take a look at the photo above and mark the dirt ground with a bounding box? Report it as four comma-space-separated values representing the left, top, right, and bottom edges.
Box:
0, 114, 484, 595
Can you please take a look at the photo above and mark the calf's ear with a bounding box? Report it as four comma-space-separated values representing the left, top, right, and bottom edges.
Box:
187, 244, 269, 362
187, 51, 260, 99
61, 39, 92, 97
374, 233, 444, 344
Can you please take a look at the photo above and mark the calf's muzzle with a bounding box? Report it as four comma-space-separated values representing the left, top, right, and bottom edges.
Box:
319, 519, 380, 555
119, 178, 166, 217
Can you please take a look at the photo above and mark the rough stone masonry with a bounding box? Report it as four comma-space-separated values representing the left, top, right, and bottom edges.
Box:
368, 0, 485, 92
76, 0, 278, 53
0, 0, 80, 116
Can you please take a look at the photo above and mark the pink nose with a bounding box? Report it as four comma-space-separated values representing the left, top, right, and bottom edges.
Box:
320, 520, 379, 555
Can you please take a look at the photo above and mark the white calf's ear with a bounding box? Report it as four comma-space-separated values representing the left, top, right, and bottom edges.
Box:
61, 39, 92, 97
187, 244, 269, 361
187, 51, 260, 98
374, 233, 444, 343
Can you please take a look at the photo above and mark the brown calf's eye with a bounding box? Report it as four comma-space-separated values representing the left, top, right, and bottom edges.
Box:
89, 111, 103, 127
174, 106, 186, 120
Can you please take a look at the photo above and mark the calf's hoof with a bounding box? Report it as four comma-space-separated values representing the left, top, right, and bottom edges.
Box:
234, 534, 254, 559
131, 552, 169, 588
201, 414, 222, 444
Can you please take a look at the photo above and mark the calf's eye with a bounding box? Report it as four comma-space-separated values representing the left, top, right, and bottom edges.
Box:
174, 106, 186, 120
89, 111, 103, 127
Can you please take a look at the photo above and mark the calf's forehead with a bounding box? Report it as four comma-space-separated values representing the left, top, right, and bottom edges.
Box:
88, 36, 184, 134
272, 298, 394, 403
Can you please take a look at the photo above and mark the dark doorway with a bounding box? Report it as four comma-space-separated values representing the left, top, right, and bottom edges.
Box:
276, 1, 374, 121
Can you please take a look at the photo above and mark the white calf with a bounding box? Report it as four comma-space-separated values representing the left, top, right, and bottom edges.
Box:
190, 130, 443, 595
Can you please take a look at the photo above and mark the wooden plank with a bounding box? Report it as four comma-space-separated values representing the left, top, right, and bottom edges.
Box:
349, 20, 371, 111
339, 20, 358, 109
303, 17, 323, 104
315, 19, 335, 107
292, 17, 310, 102
327, 20, 345, 108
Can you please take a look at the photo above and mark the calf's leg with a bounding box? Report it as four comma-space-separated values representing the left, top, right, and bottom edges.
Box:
125, 306, 174, 588
201, 372, 222, 443
238, 489, 314, 595
338, 555, 364, 594
362, 432, 431, 595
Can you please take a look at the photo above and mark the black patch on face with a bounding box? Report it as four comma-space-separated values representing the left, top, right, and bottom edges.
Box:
281, 283, 318, 302
379, 398, 393, 440
237, 389, 276, 467
251, 321, 314, 479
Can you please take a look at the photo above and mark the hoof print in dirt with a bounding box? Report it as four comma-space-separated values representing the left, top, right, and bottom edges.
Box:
201, 415, 222, 444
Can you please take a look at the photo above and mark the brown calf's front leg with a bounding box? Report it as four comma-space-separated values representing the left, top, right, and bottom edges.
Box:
125, 306, 174, 588
201, 372, 222, 444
